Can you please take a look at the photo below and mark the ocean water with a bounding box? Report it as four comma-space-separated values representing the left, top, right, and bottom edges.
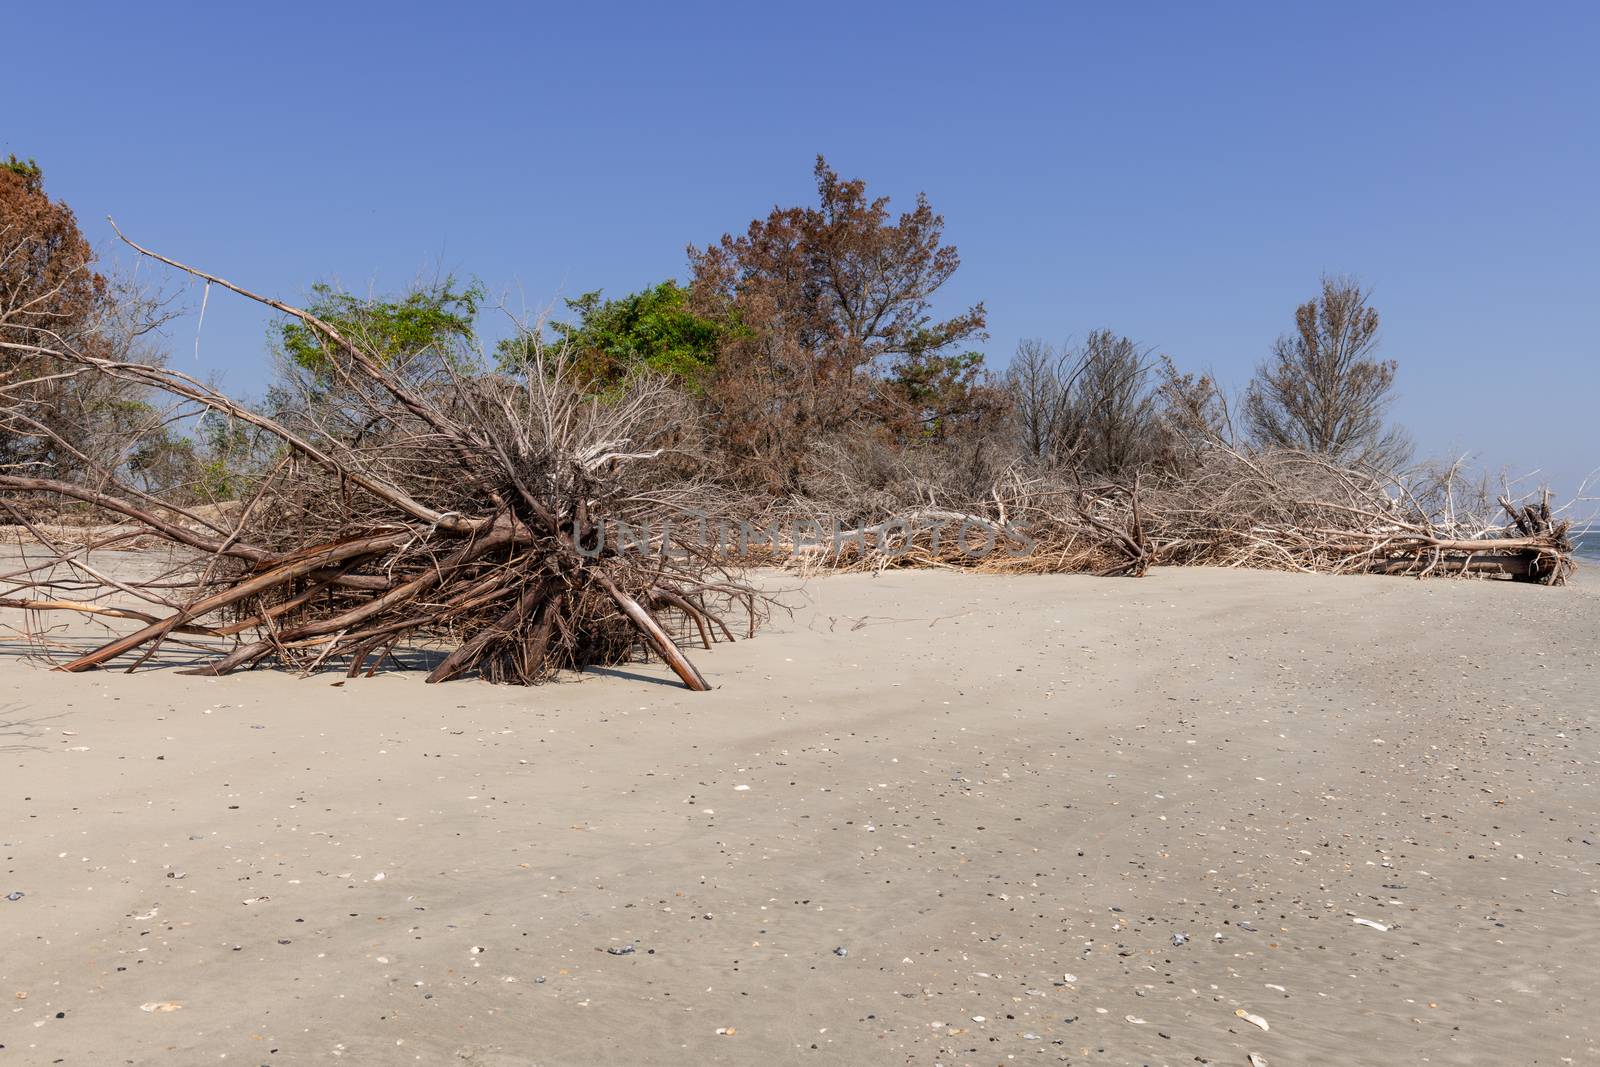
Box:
1576, 531, 1600, 564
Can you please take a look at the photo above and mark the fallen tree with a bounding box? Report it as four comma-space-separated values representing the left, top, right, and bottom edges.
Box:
0, 231, 762, 686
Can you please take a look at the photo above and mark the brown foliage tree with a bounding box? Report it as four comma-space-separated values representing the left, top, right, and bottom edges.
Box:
1, 161, 188, 502
1243, 275, 1411, 469
1, 157, 111, 472
688, 156, 986, 489
1, 157, 106, 360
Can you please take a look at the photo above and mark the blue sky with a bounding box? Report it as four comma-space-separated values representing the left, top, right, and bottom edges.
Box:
7, 1, 1597, 496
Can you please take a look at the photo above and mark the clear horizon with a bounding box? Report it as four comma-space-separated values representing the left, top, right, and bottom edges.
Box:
7, 1, 1597, 499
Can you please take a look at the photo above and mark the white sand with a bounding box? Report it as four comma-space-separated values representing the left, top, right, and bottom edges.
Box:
2, 567, 1597, 1064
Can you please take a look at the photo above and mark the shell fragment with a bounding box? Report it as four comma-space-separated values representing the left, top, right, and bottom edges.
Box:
1235, 1008, 1270, 1031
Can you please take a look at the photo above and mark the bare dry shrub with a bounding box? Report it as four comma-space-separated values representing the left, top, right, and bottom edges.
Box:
1243, 276, 1412, 469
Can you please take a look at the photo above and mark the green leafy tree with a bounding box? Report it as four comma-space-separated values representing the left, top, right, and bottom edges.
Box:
2, 154, 44, 190
277, 278, 483, 378
502, 281, 724, 392
878, 345, 994, 441
127, 424, 198, 496
154, 408, 277, 503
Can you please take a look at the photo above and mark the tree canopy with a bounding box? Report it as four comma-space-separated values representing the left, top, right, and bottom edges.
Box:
0, 157, 115, 474
3, 154, 1436, 515
688, 155, 988, 487
512, 281, 725, 393
276, 278, 483, 378
1243, 275, 1410, 468
0, 157, 106, 356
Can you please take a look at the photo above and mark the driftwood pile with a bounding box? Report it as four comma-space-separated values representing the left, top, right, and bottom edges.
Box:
0, 237, 759, 687
777, 446, 1576, 584
1145, 448, 1576, 582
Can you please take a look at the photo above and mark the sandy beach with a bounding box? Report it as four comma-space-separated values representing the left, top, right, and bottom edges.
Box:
2, 566, 1597, 1065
